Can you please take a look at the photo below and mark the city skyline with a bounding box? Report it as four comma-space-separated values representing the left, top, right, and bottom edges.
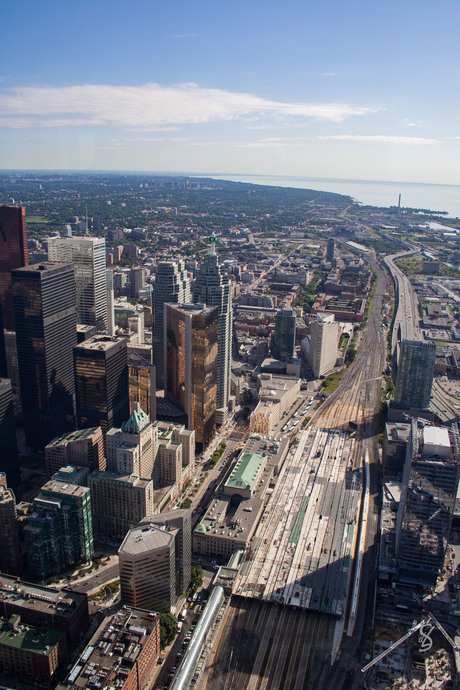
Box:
1, 0, 459, 185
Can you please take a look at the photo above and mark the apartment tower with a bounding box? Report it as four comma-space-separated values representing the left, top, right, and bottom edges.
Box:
307, 313, 339, 378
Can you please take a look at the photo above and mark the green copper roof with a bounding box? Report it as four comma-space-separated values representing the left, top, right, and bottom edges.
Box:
121, 403, 148, 433
225, 453, 265, 491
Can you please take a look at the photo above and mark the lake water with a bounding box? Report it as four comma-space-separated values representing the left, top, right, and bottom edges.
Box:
200, 174, 460, 219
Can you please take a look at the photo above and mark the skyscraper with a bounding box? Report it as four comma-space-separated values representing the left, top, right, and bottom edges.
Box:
74, 335, 129, 443
47, 237, 108, 331
152, 261, 191, 389
0, 379, 20, 489
24, 479, 93, 579
326, 237, 335, 264
193, 234, 232, 424
0, 474, 21, 575
394, 339, 436, 410
106, 269, 115, 336
272, 308, 296, 361
128, 349, 156, 421
166, 303, 218, 449
306, 313, 339, 378
119, 523, 177, 612
396, 421, 459, 586
12, 262, 77, 451
141, 509, 192, 597
106, 403, 157, 481
0, 206, 28, 330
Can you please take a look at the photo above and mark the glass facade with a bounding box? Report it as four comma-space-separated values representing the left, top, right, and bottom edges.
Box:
74, 335, 129, 441
47, 237, 108, 331
12, 262, 77, 451
394, 339, 436, 409
128, 351, 156, 420
152, 261, 190, 389
166, 304, 218, 449
273, 308, 296, 361
193, 248, 232, 418
0, 205, 28, 330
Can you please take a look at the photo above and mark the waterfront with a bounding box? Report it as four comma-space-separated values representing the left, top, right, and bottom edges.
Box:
200, 174, 460, 219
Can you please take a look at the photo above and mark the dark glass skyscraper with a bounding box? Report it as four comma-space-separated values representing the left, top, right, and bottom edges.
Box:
12, 262, 77, 451
273, 308, 296, 361
74, 335, 129, 443
0, 206, 29, 331
394, 339, 436, 410
0, 379, 19, 489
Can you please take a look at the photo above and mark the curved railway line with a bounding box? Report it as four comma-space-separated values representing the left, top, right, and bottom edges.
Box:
202, 256, 388, 690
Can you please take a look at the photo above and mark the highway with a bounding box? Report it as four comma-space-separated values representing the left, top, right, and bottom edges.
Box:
202, 256, 389, 690
383, 247, 420, 358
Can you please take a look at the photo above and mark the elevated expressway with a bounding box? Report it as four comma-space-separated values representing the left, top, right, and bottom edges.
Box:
203, 258, 388, 690
383, 247, 420, 360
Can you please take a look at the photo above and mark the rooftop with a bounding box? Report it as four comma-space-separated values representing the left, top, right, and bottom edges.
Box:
46, 427, 101, 447
0, 575, 86, 619
119, 524, 175, 556
225, 453, 265, 491
65, 607, 158, 688
0, 616, 63, 655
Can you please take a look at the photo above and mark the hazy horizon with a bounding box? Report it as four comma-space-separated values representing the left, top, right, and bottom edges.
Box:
2, 1, 459, 185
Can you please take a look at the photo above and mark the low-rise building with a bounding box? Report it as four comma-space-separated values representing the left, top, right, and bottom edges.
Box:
193, 435, 289, 559
0, 615, 64, 683
249, 374, 301, 436
0, 575, 89, 656
62, 607, 160, 690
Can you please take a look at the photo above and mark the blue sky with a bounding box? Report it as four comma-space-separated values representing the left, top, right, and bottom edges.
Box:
1, 0, 459, 184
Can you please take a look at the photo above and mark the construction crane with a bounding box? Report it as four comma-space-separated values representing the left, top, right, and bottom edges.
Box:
361, 596, 459, 674
361, 619, 428, 673
412, 593, 458, 652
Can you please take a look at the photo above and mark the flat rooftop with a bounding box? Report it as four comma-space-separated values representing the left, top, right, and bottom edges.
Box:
0, 616, 63, 655
65, 607, 158, 688
0, 575, 86, 619
46, 426, 101, 447
120, 524, 175, 556
75, 335, 126, 352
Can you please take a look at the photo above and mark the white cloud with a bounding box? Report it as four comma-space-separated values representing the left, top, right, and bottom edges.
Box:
0, 82, 377, 129
317, 134, 439, 145
321, 72, 337, 77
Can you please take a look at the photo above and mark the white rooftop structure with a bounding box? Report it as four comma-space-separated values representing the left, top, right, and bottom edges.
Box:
423, 426, 451, 458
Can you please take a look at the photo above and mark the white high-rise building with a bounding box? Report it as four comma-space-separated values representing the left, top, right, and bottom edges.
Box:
193, 234, 232, 424
106, 269, 115, 336
47, 236, 108, 331
306, 313, 339, 378
152, 260, 191, 389
106, 403, 158, 481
